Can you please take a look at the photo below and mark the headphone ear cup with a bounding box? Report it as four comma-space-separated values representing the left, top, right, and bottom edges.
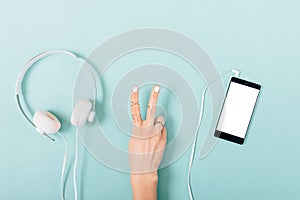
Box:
33, 110, 61, 134
71, 99, 92, 127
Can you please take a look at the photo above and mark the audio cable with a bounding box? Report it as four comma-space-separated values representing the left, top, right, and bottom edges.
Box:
57, 132, 68, 200
187, 69, 240, 200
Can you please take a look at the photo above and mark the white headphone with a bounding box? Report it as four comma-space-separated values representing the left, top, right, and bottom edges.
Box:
15, 50, 97, 141
15, 50, 98, 200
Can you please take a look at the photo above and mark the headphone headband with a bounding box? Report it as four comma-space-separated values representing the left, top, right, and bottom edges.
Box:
15, 50, 79, 95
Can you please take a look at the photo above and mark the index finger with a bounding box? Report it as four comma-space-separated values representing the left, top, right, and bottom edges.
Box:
130, 86, 143, 125
146, 84, 160, 123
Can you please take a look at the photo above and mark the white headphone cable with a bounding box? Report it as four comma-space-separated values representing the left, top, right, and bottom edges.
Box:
57, 129, 79, 200
73, 128, 79, 200
187, 69, 240, 200
57, 132, 68, 200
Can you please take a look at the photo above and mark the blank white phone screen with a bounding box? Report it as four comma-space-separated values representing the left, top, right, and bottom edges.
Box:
216, 82, 260, 138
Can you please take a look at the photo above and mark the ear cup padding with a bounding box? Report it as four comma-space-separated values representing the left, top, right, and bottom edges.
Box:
71, 99, 92, 127
33, 110, 61, 134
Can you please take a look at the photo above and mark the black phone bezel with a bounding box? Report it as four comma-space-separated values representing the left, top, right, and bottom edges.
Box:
214, 77, 261, 145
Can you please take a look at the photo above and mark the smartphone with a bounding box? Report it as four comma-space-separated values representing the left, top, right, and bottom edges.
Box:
214, 77, 261, 145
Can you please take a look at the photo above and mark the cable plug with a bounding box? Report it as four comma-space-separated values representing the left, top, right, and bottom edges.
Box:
232, 69, 240, 77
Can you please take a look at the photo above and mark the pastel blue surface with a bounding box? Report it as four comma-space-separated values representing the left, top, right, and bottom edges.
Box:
1, 0, 299, 199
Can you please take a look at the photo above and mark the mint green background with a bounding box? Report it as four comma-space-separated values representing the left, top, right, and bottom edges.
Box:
1, 0, 299, 199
